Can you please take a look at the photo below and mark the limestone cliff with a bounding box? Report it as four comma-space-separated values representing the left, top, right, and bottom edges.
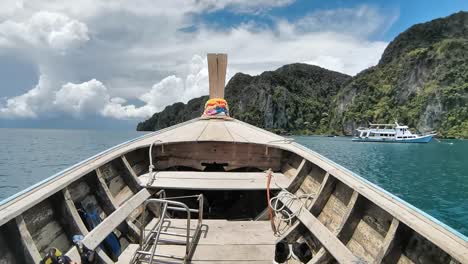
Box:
138, 12, 468, 138
331, 11, 468, 138
137, 64, 351, 134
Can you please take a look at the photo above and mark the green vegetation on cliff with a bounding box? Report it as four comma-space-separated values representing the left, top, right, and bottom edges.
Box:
332, 12, 468, 138
138, 64, 351, 134
138, 12, 468, 138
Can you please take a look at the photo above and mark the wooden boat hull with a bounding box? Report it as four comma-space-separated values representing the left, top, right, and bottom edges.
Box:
0, 118, 466, 264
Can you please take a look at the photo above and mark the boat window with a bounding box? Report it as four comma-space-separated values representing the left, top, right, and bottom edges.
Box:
397, 136, 402, 139
370, 133, 375, 136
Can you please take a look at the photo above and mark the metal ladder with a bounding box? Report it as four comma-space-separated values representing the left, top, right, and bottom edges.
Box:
131, 191, 204, 264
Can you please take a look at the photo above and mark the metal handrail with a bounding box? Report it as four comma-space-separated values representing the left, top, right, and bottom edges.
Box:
134, 193, 204, 264
148, 203, 168, 264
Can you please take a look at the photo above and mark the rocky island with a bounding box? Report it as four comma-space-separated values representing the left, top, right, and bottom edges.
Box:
138, 11, 468, 138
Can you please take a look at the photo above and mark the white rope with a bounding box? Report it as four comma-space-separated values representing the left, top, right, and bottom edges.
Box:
269, 177, 314, 236
147, 139, 162, 187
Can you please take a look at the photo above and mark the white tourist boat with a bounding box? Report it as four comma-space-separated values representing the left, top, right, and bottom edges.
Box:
353, 123, 436, 143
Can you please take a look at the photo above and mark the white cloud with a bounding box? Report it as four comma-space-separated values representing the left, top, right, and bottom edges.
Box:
2, 0, 293, 20
0, 11, 89, 51
0, 55, 210, 120
0, 3, 395, 122
0, 75, 53, 118
0, 0, 23, 20
296, 5, 399, 38
102, 55, 210, 119
196, 0, 294, 13
54, 79, 109, 117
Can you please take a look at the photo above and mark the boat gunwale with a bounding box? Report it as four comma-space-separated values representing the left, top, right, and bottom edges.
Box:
0, 117, 277, 226
0, 118, 201, 225
234, 120, 468, 262
288, 142, 467, 239
0, 118, 466, 263
284, 141, 468, 262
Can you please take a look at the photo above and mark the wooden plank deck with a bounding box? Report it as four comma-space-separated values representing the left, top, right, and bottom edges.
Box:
118, 219, 276, 263
162, 219, 276, 245
139, 171, 290, 190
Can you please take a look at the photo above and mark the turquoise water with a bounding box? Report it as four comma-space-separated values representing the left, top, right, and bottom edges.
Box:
0, 128, 466, 237
294, 136, 468, 237
0, 128, 146, 201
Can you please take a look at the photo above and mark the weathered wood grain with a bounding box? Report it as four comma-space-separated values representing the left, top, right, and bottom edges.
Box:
310, 173, 337, 216
374, 218, 399, 264
95, 167, 119, 213
278, 192, 363, 264
309, 191, 361, 264
207, 53, 227, 99
62, 188, 114, 264
284, 141, 467, 263
121, 155, 142, 191
82, 189, 150, 250
140, 171, 290, 190
153, 141, 282, 171
16, 216, 42, 263
62, 188, 89, 234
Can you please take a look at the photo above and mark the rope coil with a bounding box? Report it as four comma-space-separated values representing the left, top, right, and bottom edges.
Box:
266, 170, 315, 236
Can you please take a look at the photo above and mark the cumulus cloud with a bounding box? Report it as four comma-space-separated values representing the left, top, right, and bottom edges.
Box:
102, 55, 210, 119
54, 79, 109, 117
0, 11, 89, 51
0, 55, 210, 120
0, 2, 396, 122
0, 75, 53, 118
0, 0, 293, 25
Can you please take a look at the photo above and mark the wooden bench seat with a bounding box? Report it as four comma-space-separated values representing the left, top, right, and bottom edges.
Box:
82, 189, 151, 250
139, 171, 290, 190
278, 191, 364, 264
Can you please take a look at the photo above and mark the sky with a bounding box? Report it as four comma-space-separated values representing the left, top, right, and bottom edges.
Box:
0, 0, 467, 129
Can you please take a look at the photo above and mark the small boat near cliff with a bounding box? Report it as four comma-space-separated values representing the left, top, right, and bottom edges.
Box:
0, 54, 466, 264
353, 123, 436, 143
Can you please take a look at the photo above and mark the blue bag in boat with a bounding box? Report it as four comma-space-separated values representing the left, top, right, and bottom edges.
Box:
79, 205, 121, 261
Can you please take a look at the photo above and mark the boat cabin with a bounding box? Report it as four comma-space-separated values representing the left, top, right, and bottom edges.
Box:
394, 125, 417, 139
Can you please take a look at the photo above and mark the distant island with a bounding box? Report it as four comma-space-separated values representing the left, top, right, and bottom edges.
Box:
138, 11, 468, 139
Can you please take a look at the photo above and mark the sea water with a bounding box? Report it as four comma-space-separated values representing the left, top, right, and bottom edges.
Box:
294, 136, 468, 237
0, 128, 466, 237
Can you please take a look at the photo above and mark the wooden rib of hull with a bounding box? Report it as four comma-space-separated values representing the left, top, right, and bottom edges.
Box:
0, 118, 466, 263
